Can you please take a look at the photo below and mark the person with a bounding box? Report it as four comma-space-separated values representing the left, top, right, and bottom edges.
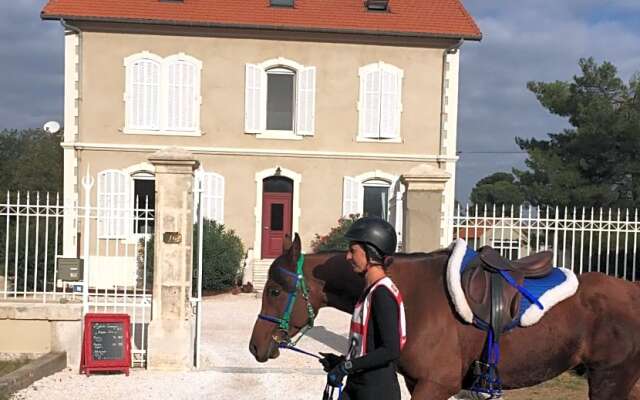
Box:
319, 217, 407, 400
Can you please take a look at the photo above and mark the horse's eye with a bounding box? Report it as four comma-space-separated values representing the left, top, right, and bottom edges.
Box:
268, 288, 281, 297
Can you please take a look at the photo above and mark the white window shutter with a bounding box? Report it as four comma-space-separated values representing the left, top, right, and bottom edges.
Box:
245, 63, 264, 133
296, 66, 316, 136
379, 67, 402, 139
167, 61, 197, 132
358, 67, 381, 139
342, 176, 363, 217
127, 59, 160, 130
388, 176, 403, 250
199, 171, 225, 224
97, 170, 131, 238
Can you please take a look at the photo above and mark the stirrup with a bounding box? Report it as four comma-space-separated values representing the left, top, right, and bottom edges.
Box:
470, 360, 502, 398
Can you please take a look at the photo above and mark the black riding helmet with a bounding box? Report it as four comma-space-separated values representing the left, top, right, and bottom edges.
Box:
344, 217, 397, 263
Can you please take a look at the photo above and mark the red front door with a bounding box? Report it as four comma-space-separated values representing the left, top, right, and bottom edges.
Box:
261, 192, 292, 259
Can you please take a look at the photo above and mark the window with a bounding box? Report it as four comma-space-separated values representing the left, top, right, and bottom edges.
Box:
358, 62, 403, 140
362, 179, 390, 219
132, 175, 155, 235
492, 239, 520, 260
245, 58, 316, 137
194, 168, 225, 224
266, 68, 295, 131
124, 52, 202, 135
342, 173, 403, 250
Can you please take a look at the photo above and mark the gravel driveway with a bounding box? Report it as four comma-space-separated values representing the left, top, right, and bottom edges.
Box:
11, 293, 418, 400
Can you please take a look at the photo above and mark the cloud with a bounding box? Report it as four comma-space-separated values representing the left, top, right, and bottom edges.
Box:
0, 1, 63, 130
456, 0, 640, 203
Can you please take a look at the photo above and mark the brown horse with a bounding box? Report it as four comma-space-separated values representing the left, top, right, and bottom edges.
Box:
249, 234, 640, 399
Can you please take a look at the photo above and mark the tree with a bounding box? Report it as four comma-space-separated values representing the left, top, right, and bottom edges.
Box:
0, 129, 63, 193
514, 58, 640, 209
470, 172, 525, 209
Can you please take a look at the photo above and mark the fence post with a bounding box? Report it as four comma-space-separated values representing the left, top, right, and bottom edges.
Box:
400, 164, 450, 253
147, 147, 199, 371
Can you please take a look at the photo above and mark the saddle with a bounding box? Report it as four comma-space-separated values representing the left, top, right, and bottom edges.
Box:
461, 247, 553, 337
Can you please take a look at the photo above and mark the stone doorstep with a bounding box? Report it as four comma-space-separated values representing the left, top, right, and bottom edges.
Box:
0, 352, 67, 397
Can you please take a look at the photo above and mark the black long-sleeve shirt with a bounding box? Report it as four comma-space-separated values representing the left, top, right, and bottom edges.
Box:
348, 285, 402, 385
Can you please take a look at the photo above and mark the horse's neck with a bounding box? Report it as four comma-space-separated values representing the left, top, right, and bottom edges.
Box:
309, 253, 364, 314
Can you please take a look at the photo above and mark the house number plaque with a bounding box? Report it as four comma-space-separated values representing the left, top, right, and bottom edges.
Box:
163, 232, 182, 244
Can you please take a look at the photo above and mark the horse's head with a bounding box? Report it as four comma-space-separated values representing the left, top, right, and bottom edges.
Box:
249, 233, 320, 362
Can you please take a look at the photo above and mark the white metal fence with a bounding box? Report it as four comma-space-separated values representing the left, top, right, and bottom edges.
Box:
0, 177, 154, 367
449, 204, 639, 281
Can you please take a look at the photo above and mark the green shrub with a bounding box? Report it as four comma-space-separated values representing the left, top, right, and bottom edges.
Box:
139, 219, 245, 293
311, 214, 359, 252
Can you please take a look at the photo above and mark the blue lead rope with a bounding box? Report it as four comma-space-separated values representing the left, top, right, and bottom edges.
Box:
278, 342, 321, 359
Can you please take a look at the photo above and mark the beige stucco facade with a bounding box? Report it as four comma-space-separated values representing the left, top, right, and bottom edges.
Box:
62, 22, 464, 286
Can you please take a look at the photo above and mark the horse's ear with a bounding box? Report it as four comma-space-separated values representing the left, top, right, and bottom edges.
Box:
282, 234, 293, 252
289, 233, 301, 264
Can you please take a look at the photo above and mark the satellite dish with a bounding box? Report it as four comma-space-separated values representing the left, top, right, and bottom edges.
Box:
43, 121, 61, 134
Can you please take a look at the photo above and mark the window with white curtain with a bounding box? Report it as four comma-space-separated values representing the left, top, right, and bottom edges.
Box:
245, 58, 316, 138
358, 62, 403, 140
124, 52, 202, 135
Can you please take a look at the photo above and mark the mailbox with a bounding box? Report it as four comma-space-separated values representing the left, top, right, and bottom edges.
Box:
58, 258, 84, 281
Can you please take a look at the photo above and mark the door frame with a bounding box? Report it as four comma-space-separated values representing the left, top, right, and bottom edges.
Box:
254, 166, 301, 260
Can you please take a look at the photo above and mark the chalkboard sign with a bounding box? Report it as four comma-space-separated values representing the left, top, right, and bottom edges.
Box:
81, 313, 131, 376
92, 322, 124, 360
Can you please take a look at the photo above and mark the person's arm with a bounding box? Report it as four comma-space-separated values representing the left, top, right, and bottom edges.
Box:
349, 287, 401, 372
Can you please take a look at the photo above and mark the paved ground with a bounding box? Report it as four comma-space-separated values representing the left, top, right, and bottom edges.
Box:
11, 293, 420, 400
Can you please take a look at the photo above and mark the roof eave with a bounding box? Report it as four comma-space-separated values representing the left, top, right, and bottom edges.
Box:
40, 13, 483, 41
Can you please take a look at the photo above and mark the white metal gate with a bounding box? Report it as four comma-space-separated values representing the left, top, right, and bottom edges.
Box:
449, 204, 640, 281
192, 168, 205, 369
0, 174, 154, 367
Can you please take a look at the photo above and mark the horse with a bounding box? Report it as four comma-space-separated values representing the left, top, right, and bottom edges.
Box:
249, 234, 640, 399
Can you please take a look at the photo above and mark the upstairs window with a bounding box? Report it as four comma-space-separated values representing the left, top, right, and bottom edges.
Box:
124, 52, 202, 135
266, 68, 295, 131
245, 58, 316, 138
358, 62, 403, 140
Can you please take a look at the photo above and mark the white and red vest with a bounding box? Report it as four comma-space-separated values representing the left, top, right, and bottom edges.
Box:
347, 277, 407, 360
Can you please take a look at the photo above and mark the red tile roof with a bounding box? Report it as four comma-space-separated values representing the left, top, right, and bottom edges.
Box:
41, 0, 481, 40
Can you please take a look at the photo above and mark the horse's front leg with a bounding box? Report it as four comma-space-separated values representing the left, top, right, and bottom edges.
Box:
409, 379, 459, 400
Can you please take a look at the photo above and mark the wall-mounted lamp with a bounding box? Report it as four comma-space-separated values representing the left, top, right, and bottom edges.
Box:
274, 167, 282, 176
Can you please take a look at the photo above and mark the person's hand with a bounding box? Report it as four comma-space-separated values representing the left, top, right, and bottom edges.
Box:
327, 361, 350, 387
319, 352, 344, 373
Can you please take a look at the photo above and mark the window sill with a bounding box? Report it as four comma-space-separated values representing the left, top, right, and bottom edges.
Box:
356, 136, 403, 143
122, 128, 202, 137
254, 131, 304, 141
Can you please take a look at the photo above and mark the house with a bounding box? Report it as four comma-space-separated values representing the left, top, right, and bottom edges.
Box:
456, 223, 531, 260
41, 0, 481, 288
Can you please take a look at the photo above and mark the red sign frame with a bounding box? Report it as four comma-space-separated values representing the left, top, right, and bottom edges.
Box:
81, 313, 131, 376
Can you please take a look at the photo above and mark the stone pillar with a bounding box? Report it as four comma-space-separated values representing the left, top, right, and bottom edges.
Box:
147, 147, 199, 371
401, 164, 451, 253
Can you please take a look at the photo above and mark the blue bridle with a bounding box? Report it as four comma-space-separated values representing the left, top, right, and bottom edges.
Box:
257, 254, 317, 346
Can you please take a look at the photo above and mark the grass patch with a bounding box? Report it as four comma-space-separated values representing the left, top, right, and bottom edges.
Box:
504, 372, 588, 400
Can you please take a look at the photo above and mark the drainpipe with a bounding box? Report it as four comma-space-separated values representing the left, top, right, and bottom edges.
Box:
438, 38, 463, 168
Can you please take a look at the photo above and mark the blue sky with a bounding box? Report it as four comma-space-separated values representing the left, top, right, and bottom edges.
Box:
1, 1, 640, 203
